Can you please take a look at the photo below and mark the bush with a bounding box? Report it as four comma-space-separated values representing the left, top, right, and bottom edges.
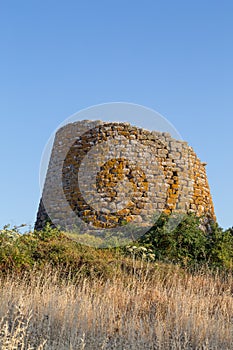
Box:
0, 224, 120, 278
139, 213, 233, 269
205, 221, 233, 269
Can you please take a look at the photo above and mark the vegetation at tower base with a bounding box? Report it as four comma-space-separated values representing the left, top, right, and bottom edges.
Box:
1, 214, 233, 275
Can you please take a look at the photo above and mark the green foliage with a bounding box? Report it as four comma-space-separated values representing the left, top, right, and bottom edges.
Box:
139, 213, 233, 269
205, 222, 233, 269
0, 215, 233, 276
0, 225, 34, 271
0, 224, 121, 277
33, 222, 62, 241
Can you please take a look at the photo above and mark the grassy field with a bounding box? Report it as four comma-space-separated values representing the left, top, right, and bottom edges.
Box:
1, 217, 233, 349
0, 263, 233, 349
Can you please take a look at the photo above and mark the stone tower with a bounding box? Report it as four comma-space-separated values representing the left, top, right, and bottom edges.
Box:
35, 120, 215, 232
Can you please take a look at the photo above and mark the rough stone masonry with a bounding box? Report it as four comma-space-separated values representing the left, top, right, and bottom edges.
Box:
35, 120, 215, 231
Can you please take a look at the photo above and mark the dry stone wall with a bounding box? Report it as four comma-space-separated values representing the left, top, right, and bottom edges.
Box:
35, 120, 215, 231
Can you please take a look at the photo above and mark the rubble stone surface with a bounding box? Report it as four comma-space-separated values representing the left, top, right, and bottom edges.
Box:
35, 121, 215, 230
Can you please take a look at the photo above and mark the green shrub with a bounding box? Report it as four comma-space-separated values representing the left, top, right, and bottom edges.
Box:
205, 221, 233, 269
139, 213, 233, 269
0, 224, 124, 278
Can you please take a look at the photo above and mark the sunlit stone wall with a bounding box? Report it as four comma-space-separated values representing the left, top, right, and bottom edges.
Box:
35, 120, 215, 231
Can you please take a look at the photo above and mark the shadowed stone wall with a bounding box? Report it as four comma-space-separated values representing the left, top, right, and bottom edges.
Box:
35, 120, 215, 231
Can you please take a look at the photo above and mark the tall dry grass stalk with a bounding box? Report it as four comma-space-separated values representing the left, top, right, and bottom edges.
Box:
0, 264, 233, 349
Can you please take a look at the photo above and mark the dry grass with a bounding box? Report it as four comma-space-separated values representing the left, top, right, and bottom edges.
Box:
0, 264, 233, 349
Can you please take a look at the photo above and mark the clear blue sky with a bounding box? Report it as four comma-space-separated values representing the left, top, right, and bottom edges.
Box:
0, 1, 232, 230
